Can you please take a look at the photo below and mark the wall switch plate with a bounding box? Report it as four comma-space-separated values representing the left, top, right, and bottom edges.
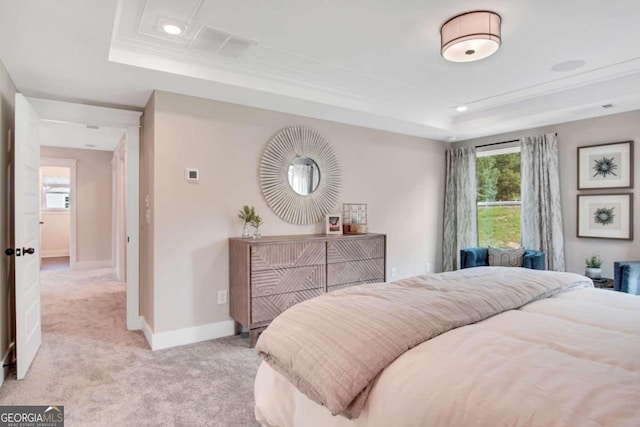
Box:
217, 290, 227, 304
391, 267, 397, 278
185, 168, 199, 182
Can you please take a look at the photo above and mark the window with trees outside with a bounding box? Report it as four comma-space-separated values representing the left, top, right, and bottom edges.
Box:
477, 146, 521, 248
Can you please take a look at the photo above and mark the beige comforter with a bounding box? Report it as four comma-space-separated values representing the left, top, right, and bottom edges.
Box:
255, 271, 640, 427
256, 267, 592, 418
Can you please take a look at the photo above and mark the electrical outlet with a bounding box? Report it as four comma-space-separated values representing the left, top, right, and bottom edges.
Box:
391, 267, 397, 278
217, 290, 228, 305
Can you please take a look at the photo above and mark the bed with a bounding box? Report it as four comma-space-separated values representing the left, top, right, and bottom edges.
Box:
254, 267, 640, 427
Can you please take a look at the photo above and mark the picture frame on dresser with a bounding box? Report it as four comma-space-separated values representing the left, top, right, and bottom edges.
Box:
577, 140, 633, 190
325, 214, 342, 234
577, 193, 633, 240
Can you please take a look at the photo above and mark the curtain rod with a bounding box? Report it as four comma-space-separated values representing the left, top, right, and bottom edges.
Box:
475, 133, 558, 149
476, 139, 519, 148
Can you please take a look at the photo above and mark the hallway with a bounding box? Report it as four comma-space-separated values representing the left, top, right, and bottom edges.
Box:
0, 268, 261, 426
40, 256, 70, 272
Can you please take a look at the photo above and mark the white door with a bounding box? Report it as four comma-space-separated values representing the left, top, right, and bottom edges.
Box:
14, 94, 42, 379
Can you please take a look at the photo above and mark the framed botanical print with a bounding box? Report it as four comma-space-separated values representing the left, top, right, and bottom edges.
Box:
577, 140, 633, 189
577, 194, 633, 240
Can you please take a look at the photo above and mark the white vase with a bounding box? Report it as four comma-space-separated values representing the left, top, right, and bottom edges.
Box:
585, 267, 602, 279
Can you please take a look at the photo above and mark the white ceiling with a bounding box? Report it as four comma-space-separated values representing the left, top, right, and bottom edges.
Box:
38, 121, 125, 152
1, 0, 640, 142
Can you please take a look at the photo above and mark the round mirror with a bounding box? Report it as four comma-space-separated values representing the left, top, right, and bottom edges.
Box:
260, 126, 341, 225
287, 156, 321, 195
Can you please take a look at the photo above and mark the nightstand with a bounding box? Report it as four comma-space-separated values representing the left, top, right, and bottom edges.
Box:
592, 277, 614, 289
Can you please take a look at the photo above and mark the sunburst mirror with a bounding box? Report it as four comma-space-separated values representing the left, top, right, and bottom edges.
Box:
259, 126, 341, 225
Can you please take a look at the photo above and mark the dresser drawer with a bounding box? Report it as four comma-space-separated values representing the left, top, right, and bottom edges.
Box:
251, 241, 325, 271
251, 265, 325, 297
328, 279, 381, 292
328, 258, 385, 286
327, 236, 385, 263
251, 288, 323, 325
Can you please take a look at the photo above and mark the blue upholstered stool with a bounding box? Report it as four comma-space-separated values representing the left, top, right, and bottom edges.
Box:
613, 261, 640, 294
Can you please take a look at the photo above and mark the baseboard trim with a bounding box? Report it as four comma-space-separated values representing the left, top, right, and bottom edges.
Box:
140, 317, 153, 350
127, 315, 142, 332
71, 260, 113, 270
1, 343, 15, 387
147, 320, 235, 351
41, 250, 70, 258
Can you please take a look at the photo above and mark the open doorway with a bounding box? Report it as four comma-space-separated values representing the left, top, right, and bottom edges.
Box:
10, 96, 142, 381
39, 156, 77, 272
39, 164, 71, 271
27, 97, 141, 331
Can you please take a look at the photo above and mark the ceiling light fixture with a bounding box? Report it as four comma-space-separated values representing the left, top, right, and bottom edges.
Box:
441, 11, 501, 62
162, 23, 183, 35
456, 105, 468, 112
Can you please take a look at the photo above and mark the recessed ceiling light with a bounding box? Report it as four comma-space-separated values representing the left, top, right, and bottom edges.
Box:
456, 105, 468, 112
162, 24, 183, 35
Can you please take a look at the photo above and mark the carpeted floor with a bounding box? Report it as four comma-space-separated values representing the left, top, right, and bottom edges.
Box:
0, 268, 262, 426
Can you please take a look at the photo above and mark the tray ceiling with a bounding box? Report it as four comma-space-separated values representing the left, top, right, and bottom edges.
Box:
1, 0, 640, 141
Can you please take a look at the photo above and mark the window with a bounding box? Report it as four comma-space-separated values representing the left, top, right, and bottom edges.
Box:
42, 174, 70, 210
477, 146, 521, 248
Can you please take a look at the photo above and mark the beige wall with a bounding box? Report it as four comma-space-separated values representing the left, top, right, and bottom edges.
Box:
40, 166, 70, 257
39, 147, 113, 264
142, 90, 445, 333
139, 93, 155, 330
454, 110, 640, 278
40, 212, 70, 256
0, 58, 16, 379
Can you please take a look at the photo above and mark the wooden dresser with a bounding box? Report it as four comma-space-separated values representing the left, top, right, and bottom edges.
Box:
229, 233, 386, 346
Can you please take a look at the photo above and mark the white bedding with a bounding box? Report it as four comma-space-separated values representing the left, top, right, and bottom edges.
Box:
255, 287, 640, 427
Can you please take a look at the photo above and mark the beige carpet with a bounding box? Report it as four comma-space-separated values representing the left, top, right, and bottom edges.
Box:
0, 268, 261, 426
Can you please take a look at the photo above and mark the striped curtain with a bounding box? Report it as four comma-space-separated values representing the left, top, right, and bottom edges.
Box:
442, 146, 477, 271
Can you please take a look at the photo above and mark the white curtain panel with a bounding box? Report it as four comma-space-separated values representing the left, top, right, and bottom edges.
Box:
442, 146, 477, 271
521, 133, 566, 271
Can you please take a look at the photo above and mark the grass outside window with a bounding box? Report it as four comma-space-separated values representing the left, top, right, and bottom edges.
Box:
478, 205, 521, 248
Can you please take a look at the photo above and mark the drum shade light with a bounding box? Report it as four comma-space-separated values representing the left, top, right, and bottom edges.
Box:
441, 11, 501, 62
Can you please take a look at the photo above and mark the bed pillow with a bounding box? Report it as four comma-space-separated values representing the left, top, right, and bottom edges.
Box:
488, 247, 525, 267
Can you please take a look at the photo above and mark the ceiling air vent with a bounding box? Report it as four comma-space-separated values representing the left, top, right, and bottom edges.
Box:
191, 26, 256, 58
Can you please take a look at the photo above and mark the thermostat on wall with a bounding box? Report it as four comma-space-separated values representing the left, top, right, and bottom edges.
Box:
185, 168, 199, 182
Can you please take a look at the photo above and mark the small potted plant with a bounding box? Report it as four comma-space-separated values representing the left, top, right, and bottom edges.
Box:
238, 205, 256, 238
250, 215, 264, 239
585, 254, 602, 279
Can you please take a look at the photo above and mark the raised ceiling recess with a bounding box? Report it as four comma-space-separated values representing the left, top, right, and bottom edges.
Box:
260, 126, 341, 225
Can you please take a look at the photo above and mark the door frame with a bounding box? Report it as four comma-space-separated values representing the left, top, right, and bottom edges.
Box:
27, 97, 142, 330
111, 136, 127, 282
39, 157, 77, 267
